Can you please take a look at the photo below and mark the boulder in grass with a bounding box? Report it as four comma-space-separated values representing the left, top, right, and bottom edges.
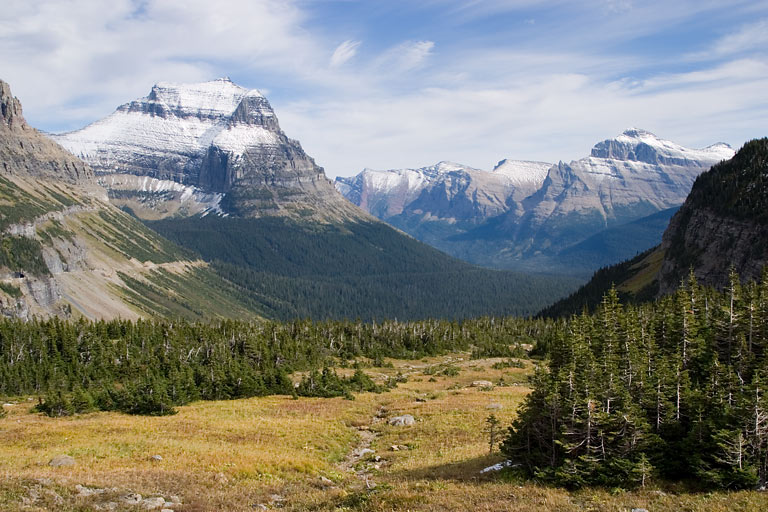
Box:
388, 414, 415, 426
49, 455, 75, 467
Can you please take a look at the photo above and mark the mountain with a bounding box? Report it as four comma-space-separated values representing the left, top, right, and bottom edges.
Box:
335, 159, 551, 255
541, 138, 768, 317
458, 129, 734, 266
0, 79, 267, 320
50, 78, 580, 320
339, 129, 733, 275
54, 78, 354, 220
1, 81, 92, 184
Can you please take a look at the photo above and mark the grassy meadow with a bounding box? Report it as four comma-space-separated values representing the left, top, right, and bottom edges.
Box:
2, 354, 767, 511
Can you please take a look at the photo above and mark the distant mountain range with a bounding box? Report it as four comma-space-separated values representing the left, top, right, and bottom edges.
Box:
541, 137, 768, 317
0, 77, 577, 321
337, 129, 734, 276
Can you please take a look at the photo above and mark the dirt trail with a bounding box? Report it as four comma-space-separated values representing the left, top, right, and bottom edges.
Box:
338, 406, 388, 489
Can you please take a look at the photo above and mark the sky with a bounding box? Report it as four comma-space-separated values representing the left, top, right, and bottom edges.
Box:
1, 0, 767, 178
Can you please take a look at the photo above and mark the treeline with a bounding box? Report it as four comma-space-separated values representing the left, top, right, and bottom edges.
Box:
0, 315, 553, 416
503, 270, 768, 489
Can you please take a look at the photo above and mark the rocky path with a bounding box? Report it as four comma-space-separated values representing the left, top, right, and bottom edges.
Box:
338, 406, 389, 489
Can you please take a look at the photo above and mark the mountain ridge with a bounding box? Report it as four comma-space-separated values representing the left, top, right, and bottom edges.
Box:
337, 129, 733, 275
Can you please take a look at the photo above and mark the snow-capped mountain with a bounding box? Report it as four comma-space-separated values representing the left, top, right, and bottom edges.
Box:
460, 129, 734, 271
54, 78, 355, 220
483, 129, 734, 250
337, 129, 734, 275
335, 159, 552, 249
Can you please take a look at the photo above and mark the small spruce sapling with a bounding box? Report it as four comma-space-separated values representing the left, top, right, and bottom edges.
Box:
485, 414, 501, 454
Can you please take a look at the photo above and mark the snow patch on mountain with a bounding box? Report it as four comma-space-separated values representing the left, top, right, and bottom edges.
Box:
150, 78, 264, 117
492, 159, 552, 189
99, 174, 225, 215
592, 128, 734, 166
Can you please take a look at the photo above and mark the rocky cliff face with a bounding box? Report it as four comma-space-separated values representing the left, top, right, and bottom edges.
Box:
54, 78, 354, 220
1, 80, 92, 184
657, 138, 768, 293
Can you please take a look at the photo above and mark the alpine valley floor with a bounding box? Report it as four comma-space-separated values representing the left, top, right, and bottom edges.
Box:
2, 354, 766, 512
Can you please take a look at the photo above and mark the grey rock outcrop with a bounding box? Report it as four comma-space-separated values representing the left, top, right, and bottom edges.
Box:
0, 79, 92, 183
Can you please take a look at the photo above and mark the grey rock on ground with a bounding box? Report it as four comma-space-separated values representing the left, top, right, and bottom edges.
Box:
388, 414, 415, 426
120, 493, 142, 505
48, 455, 76, 467
141, 496, 166, 509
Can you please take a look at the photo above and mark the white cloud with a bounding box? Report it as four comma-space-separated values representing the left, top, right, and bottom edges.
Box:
376, 41, 435, 73
278, 51, 768, 177
711, 19, 768, 56
1, 0, 766, 181
330, 40, 361, 67
0, 0, 316, 129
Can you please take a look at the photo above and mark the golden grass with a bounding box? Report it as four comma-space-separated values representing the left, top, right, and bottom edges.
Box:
2, 354, 767, 511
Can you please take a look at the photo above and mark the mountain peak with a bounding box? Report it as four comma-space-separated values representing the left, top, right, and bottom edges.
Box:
0, 79, 26, 129
620, 127, 657, 139
591, 128, 734, 165
0, 78, 92, 183
433, 161, 471, 173
141, 78, 265, 119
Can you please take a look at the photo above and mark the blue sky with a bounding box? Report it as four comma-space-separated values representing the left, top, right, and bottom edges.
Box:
1, 0, 767, 177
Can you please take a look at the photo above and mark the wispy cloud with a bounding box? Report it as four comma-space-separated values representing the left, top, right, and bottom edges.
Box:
376, 41, 435, 73
330, 40, 361, 67
711, 19, 768, 56
0, 0, 317, 128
